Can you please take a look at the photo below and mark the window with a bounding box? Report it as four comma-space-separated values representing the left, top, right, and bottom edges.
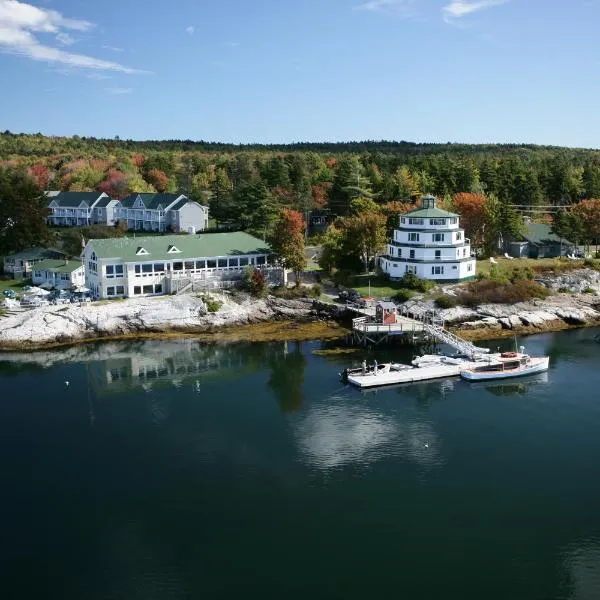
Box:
116, 286, 125, 295
435, 250, 441, 260
106, 265, 114, 277
456, 232, 463, 241
398, 248, 402, 257
91, 252, 97, 261
135, 264, 141, 274
433, 233, 445, 242
467, 263, 473, 272
34, 270, 42, 277
430, 218, 446, 226
134, 286, 141, 295
409, 249, 415, 259
408, 233, 420, 242
142, 264, 152, 274
185, 261, 195, 270
431, 266, 444, 275
61, 274, 69, 281
107, 286, 115, 296
154, 263, 165, 272
173, 262, 183, 271
196, 260, 206, 269
463, 248, 467, 257
239, 257, 249, 266
143, 285, 153, 294
406, 265, 417, 274
401, 217, 406, 224
207, 259, 217, 269
115, 265, 124, 276
450, 218, 457, 225
228, 258, 239, 268
408, 218, 424, 225
218, 258, 228, 268
256, 256, 265, 265
154, 284, 163, 294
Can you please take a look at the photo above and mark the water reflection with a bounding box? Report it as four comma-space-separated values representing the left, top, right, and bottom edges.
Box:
563, 539, 600, 600
268, 341, 307, 412
292, 402, 443, 471
467, 371, 550, 397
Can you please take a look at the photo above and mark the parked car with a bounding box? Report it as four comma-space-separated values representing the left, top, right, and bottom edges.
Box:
2, 289, 16, 299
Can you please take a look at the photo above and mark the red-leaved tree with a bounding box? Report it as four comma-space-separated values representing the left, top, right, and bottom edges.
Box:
145, 168, 169, 192
452, 192, 487, 252
270, 209, 307, 285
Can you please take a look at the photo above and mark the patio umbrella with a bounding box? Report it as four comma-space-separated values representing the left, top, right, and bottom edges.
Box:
74, 285, 90, 293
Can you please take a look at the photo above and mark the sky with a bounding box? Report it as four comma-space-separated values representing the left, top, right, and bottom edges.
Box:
0, 0, 598, 147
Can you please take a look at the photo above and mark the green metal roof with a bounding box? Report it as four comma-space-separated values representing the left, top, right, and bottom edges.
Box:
7, 247, 66, 261
95, 197, 117, 208
47, 192, 107, 208
119, 193, 185, 210
34, 259, 83, 274
403, 206, 458, 218
522, 223, 572, 246
88, 232, 271, 261
403, 195, 458, 219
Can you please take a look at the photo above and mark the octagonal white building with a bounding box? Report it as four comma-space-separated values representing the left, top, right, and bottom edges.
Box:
380, 195, 476, 282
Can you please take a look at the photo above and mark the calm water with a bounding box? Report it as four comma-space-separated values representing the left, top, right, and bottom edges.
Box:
1, 329, 600, 600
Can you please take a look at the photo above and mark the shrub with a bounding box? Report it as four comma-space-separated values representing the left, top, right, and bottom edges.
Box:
310, 284, 322, 298
558, 286, 570, 293
457, 279, 550, 307
392, 289, 413, 303
198, 293, 222, 313
244, 267, 268, 297
583, 287, 596, 294
509, 265, 535, 283
435, 295, 458, 309
399, 273, 433, 292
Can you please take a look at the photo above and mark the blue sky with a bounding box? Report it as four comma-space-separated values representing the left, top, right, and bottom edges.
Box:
0, 0, 597, 146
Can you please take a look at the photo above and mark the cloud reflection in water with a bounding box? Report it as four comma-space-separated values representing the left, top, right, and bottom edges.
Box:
293, 400, 444, 472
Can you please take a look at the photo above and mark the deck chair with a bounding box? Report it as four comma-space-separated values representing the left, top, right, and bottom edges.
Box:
503, 253, 515, 260
489, 257, 498, 265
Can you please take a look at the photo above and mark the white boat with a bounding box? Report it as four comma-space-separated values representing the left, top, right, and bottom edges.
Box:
412, 353, 473, 367
460, 350, 550, 381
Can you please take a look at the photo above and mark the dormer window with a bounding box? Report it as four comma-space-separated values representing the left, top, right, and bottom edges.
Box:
167, 245, 181, 254
422, 195, 437, 209
134, 196, 145, 208
136, 247, 149, 256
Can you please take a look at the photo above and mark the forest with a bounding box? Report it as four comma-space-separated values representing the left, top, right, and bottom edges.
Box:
1, 132, 600, 265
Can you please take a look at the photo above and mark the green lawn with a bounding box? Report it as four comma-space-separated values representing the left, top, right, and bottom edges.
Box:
0, 277, 30, 296
346, 274, 412, 299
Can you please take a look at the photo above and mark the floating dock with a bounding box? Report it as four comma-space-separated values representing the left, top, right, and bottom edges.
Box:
346, 361, 482, 389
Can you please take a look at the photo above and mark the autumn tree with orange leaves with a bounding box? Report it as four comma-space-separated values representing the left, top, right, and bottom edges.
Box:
571, 199, 600, 251
270, 208, 307, 285
452, 193, 487, 252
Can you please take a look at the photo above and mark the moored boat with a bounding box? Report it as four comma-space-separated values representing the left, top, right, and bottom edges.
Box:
460, 350, 550, 381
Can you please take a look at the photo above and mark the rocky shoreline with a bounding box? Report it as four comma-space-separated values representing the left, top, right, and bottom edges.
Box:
0, 293, 340, 351
1, 268, 599, 350
402, 267, 600, 340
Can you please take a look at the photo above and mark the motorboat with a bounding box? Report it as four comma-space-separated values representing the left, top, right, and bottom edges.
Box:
460, 348, 549, 381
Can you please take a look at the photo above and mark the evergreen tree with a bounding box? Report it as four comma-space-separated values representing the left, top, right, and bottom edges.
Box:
0, 166, 51, 254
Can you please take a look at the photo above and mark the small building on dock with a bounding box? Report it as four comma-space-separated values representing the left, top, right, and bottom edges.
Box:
376, 301, 397, 325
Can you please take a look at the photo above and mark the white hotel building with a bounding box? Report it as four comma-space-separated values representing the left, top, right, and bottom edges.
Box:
380, 195, 476, 282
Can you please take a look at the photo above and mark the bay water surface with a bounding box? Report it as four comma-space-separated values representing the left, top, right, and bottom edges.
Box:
1, 328, 600, 599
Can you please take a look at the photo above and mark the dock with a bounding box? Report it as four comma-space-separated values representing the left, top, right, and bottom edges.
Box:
346, 360, 482, 389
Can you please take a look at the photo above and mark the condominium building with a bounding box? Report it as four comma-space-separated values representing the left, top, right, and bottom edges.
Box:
46, 192, 120, 226
115, 193, 209, 233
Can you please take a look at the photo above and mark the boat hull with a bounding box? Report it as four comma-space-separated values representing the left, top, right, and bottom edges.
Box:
460, 357, 550, 381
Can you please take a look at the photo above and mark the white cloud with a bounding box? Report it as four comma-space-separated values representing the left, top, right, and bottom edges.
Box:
55, 32, 75, 46
185, 25, 195, 35
0, 0, 147, 73
353, 0, 418, 16
104, 87, 133, 95
102, 44, 123, 52
443, 0, 509, 22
